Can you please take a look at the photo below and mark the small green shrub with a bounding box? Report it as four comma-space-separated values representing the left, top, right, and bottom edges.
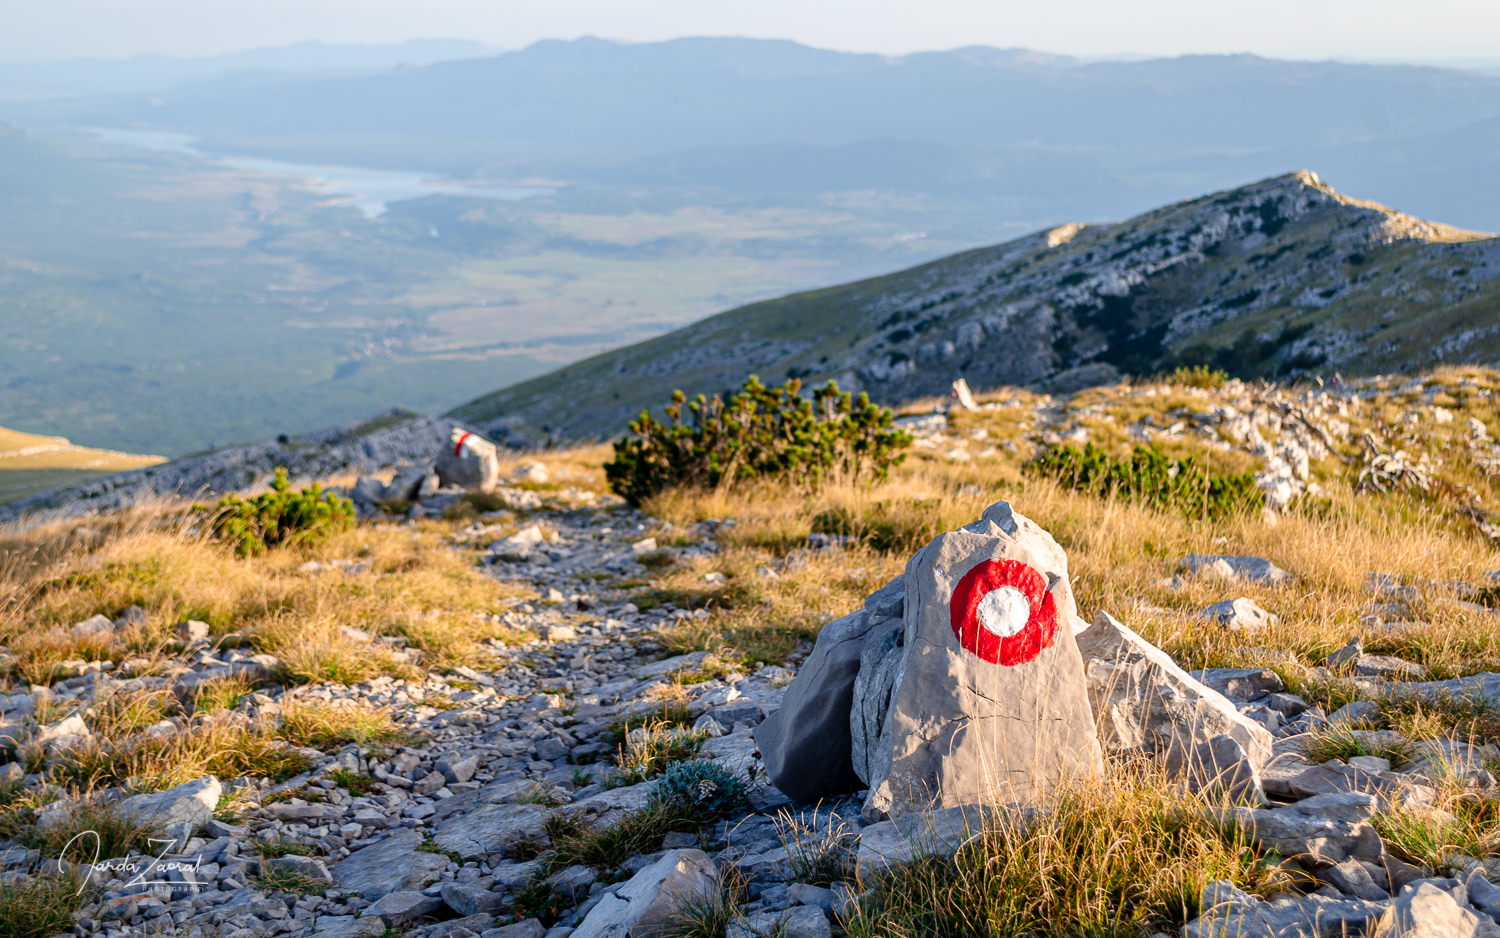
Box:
256, 836, 313, 859
605, 377, 912, 507
648, 760, 747, 819
1029, 443, 1259, 520
255, 865, 329, 895
204, 467, 355, 556
546, 801, 702, 871
327, 768, 375, 796
1167, 366, 1229, 389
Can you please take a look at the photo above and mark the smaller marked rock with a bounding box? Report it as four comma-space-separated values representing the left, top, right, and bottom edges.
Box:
436, 427, 501, 491
1196, 598, 1278, 632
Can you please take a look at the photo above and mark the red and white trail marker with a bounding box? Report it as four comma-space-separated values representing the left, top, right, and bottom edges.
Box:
948, 558, 1059, 666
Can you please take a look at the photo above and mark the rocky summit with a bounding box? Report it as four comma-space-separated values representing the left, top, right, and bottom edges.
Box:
451, 170, 1497, 440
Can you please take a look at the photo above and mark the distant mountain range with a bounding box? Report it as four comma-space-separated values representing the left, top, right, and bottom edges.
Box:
449, 171, 1500, 439
0, 39, 499, 100
9, 37, 1500, 232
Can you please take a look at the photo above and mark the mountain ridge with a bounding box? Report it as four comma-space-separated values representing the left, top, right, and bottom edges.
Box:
447, 171, 1499, 440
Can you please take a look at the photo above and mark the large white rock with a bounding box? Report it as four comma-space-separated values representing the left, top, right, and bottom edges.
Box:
1075, 611, 1273, 769
435, 427, 501, 492
860, 501, 1103, 821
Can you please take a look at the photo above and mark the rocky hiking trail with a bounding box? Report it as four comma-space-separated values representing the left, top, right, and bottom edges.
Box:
0, 501, 871, 938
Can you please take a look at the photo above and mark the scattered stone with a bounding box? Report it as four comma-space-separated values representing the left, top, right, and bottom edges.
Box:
728, 905, 832, 938
366, 890, 444, 926
1195, 598, 1279, 632
333, 829, 451, 899
174, 619, 211, 643
486, 921, 547, 938
313, 915, 388, 938
1076, 611, 1272, 770
268, 854, 333, 882
857, 804, 992, 876
572, 849, 717, 938
1328, 636, 1363, 669
442, 881, 506, 916
431, 803, 549, 860
116, 776, 221, 844
1178, 554, 1292, 586
1167, 734, 1265, 804
1375, 881, 1479, 936
69, 614, 116, 638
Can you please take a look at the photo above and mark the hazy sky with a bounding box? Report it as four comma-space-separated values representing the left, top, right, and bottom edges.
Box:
2, 0, 1498, 64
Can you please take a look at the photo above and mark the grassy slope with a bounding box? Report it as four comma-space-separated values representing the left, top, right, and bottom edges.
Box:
449, 172, 1500, 441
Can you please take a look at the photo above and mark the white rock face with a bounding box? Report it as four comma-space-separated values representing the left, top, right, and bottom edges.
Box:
860, 501, 1103, 821
1075, 611, 1273, 770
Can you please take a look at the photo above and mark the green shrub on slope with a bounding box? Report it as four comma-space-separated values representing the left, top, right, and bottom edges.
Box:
1030, 443, 1258, 520
205, 467, 355, 556
605, 376, 911, 506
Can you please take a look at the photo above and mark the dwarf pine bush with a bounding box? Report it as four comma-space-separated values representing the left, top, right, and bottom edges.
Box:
1029, 443, 1259, 520
204, 467, 354, 556
605, 376, 912, 506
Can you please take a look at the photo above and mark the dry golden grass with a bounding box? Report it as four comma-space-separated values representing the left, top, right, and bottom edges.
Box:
639, 371, 1500, 686
0, 509, 538, 692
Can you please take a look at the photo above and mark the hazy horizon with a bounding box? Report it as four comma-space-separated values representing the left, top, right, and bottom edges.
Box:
1, 0, 1496, 66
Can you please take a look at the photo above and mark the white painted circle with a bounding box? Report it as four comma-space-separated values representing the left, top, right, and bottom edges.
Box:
976, 586, 1031, 638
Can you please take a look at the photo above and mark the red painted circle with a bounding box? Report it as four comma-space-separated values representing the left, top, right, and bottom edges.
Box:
949, 558, 1059, 666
